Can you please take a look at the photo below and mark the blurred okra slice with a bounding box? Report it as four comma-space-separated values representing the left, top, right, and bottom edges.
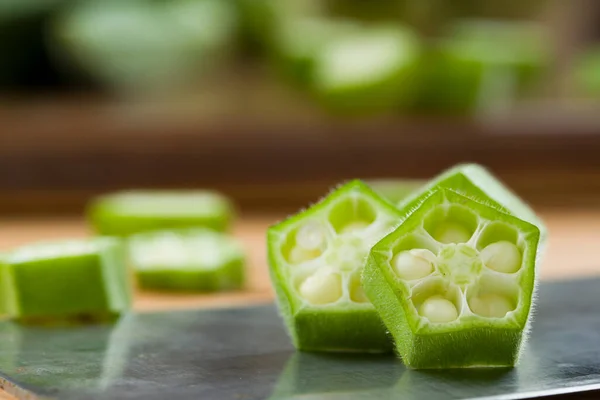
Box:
128, 229, 245, 292
272, 16, 360, 86
1, 238, 132, 323
267, 180, 402, 352
364, 188, 541, 368
310, 24, 421, 113
51, 0, 237, 93
415, 19, 550, 113
88, 190, 234, 236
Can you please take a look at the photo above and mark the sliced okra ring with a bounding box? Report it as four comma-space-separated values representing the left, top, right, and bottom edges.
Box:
87, 190, 234, 236
364, 188, 542, 369
311, 24, 420, 113
267, 180, 403, 352
0, 238, 132, 324
128, 229, 245, 292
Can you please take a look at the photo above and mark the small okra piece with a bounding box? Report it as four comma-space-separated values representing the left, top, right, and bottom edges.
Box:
311, 24, 420, 113
267, 180, 403, 352
415, 19, 549, 112
0, 238, 132, 323
364, 188, 542, 369
52, 0, 237, 93
88, 190, 234, 236
128, 229, 245, 292
273, 16, 361, 86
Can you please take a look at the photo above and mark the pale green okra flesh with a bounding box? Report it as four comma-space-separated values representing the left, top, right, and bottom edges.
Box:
88, 190, 234, 236
364, 188, 541, 369
267, 180, 403, 352
0, 238, 132, 323
128, 229, 245, 292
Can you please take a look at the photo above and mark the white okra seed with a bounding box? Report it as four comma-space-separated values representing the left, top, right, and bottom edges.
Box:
434, 222, 472, 244
296, 221, 326, 250
480, 241, 522, 273
299, 269, 342, 305
419, 295, 458, 323
340, 220, 371, 234
469, 293, 514, 318
289, 247, 322, 264
392, 249, 435, 281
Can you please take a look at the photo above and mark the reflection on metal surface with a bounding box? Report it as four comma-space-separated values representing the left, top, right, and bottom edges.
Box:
1, 279, 600, 399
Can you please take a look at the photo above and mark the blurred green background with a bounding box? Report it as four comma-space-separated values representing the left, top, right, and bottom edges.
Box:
2, 0, 600, 215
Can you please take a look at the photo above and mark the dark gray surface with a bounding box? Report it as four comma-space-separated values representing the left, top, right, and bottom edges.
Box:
1, 278, 600, 399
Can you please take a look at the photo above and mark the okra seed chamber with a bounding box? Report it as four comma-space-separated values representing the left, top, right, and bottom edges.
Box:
268, 180, 404, 352
389, 203, 525, 322
364, 183, 542, 369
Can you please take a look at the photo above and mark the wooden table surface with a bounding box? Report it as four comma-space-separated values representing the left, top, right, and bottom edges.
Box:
0, 209, 599, 398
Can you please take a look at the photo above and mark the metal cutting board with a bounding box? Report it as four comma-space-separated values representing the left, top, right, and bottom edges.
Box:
1, 278, 600, 399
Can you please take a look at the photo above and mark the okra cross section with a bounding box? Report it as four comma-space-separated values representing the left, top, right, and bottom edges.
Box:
364, 188, 541, 369
0, 238, 132, 323
88, 190, 234, 236
267, 180, 403, 352
128, 229, 245, 292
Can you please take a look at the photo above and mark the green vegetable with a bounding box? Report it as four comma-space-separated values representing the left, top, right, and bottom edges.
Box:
273, 16, 360, 86
363, 165, 545, 369
310, 24, 421, 113
0, 238, 132, 323
52, 0, 237, 93
88, 190, 234, 236
128, 229, 245, 292
267, 180, 402, 352
415, 19, 549, 113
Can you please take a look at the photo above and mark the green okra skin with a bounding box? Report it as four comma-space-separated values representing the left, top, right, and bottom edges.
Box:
364, 187, 542, 369
398, 163, 547, 245
310, 24, 421, 113
267, 180, 404, 353
88, 190, 234, 236
1, 238, 133, 323
367, 179, 426, 205
128, 229, 245, 292
414, 19, 549, 113
0, 256, 7, 317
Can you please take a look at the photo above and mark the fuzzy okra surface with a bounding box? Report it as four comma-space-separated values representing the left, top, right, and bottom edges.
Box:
128, 229, 245, 292
364, 164, 545, 369
267, 180, 403, 352
0, 238, 132, 323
